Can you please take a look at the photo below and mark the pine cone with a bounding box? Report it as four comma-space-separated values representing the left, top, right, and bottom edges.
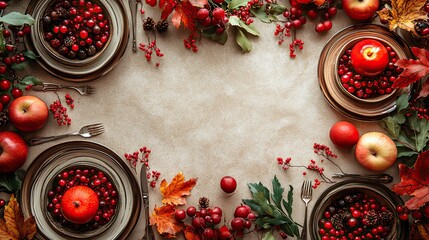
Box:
363, 210, 379, 226
143, 17, 155, 31
198, 197, 210, 209
156, 20, 169, 33
0, 111, 9, 127
63, 36, 76, 47
330, 213, 345, 230
379, 211, 393, 226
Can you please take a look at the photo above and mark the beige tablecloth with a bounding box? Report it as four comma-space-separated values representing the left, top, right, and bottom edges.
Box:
11, 0, 401, 239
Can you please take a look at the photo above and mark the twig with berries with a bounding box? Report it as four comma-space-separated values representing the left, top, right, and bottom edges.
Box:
277, 143, 347, 189
49, 92, 74, 126
124, 146, 161, 188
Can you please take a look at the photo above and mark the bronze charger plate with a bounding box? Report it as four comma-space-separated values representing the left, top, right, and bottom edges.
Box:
25, 0, 129, 82
318, 24, 412, 121
21, 141, 141, 240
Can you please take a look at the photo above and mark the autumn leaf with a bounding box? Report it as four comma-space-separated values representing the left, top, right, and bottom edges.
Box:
393, 47, 429, 88
377, 0, 428, 34
150, 205, 184, 238
183, 225, 200, 240
0, 194, 36, 240
160, 0, 205, 30
419, 79, 429, 98
392, 150, 429, 209
160, 172, 197, 206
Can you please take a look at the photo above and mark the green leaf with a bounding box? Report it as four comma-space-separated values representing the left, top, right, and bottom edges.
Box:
0, 12, 35, 26
250, 6, 278, 23
381, 116, 401, 138
268, 4, 287, 15
11, 62, 26, 70
202, 27, 228, 45
282, 199, 292, 217
229, 0, 249, 9
0, 170, 25, 193
23, 50, 37, 60
243, 199, 263, 214
271, 175, 283, 208
262, 229, 275, 240
0, 28, 4, 54
248, 182, 270, 202
396, 93, 409, 113
236, 29, 252, 53
21, 75, 43, 85
416, 118, 429, 152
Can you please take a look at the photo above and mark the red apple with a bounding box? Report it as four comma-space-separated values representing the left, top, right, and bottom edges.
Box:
0, 131, 28, 173
354, 132, 397, 172
61, 186, 99, 224
342, 0, 379, 21
8, 95, 49, 132
350, 39, 389, 77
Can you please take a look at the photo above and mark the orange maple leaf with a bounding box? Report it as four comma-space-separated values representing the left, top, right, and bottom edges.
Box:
0, 194, 36, 240
150, 205, 185, 238
183, 225, 200, 240
160, 172, 197, 206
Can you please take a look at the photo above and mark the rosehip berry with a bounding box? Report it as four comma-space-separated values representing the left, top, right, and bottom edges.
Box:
323, 20, 332, 31
0, 65, 6, 74
399, 213, 409, 221
145, 0, 157, 7
203, 228, 215, 239
192, 217, 206, 228
327, 6, 337, 16
315, 23, 326, 33
0, 1, 7, 9
197, 8, 209, 20
0, 79, 11, 91
11, 88, 22, 98
210, 206, 223, 216
186, 206, 197, 217
0, 94, 11, 105
0, 199, 5, 208
175, 209, 186, 221
234, 205, 251, 218
231, 217, 245, 230
212, 8, 226, 22
211, 214, 221, 224
220, 176, 237, 193
348, 218, 357, 227
307, 9, 317, 19
324, 221, 333, 230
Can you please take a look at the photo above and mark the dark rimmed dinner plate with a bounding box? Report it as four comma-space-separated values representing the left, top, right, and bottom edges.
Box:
21, 141, 141, 240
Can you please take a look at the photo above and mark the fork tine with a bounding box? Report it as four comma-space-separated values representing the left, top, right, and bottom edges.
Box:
87, 123, 103, 128
88, 126, 104, 133
89, 128, 105, 136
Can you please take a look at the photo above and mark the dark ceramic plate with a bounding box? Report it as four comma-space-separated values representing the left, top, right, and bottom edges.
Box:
21, 141, 141, 240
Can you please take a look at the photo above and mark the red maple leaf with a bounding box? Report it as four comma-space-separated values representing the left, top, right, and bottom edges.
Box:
392, 150, 429, 210
393, 47, 429, 88
160, 0, 206, 31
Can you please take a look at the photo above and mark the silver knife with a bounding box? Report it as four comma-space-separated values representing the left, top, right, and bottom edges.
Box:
140, 166, 155, 240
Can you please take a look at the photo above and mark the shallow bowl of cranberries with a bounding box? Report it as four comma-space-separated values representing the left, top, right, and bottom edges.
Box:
318, 24, 413, 121
335, 38, 400, 103
310, 179, 408, 240
20, 141, 141, 239
25, 0, 129, 81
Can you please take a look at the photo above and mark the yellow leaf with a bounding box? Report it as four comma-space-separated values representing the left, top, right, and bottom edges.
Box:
377, 0, 428, 34
150, 205, 184, 238
1, 194, 37, 240
160, 172, 197, 206
4, 195, 23, 239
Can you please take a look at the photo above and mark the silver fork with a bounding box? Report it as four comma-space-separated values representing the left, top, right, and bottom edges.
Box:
28, 123, 104, 146
301, 180, 312, 240
32, 83, 95, 95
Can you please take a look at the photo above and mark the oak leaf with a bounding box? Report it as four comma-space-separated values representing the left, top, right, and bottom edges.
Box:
392, 150, 429, 210
393, 47, 429, 88
0, 194, 36, 240
160, 172, 197, 206
377, 0, 428, 34
150, 205, 184, 238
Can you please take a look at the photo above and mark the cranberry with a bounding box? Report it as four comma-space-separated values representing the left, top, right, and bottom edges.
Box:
174, 209, 186, 220
0, 1, 7, 9
11, 88, 22, 98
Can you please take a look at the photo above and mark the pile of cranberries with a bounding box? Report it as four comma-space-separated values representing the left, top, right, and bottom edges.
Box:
47, 167, 118, 231
41, 0, 110, 60
317, 192, 395, 240
175, 200, 255, 239
338, 45, 402, 99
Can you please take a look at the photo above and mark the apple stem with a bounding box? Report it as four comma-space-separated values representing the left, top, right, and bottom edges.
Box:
72, 201, 80, 208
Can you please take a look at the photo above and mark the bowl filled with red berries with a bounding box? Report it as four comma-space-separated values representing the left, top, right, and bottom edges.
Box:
310, 179, 408, 240
20, 141, 141, 239
25, 0, 129, 81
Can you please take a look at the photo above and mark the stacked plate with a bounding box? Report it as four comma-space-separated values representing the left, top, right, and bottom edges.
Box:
21, 141, 141, 240
318, 24, 412, 121
25, 0, 129, 82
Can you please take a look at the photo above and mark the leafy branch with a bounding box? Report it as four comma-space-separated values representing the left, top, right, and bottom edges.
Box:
242, 175, 301, 240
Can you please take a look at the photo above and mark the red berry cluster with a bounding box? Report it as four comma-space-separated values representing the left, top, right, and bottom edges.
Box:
338, 46, 402, 99
175, 200, 256, 239
396, 202, 429, 222
183, 34, 199, 53
50, 93, 75, 126
0, 80, 23, 112
406, 92, 429, 120
47, 167, 118, 231
41, 0, 110, 60
318, 192, 394, 240
139, 40, 164, 64
196, 6, 229, 37
124, 146, 161, 188
230, 0, 261, 25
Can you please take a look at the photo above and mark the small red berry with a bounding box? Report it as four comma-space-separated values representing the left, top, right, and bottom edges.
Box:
11, 88, 22, 98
